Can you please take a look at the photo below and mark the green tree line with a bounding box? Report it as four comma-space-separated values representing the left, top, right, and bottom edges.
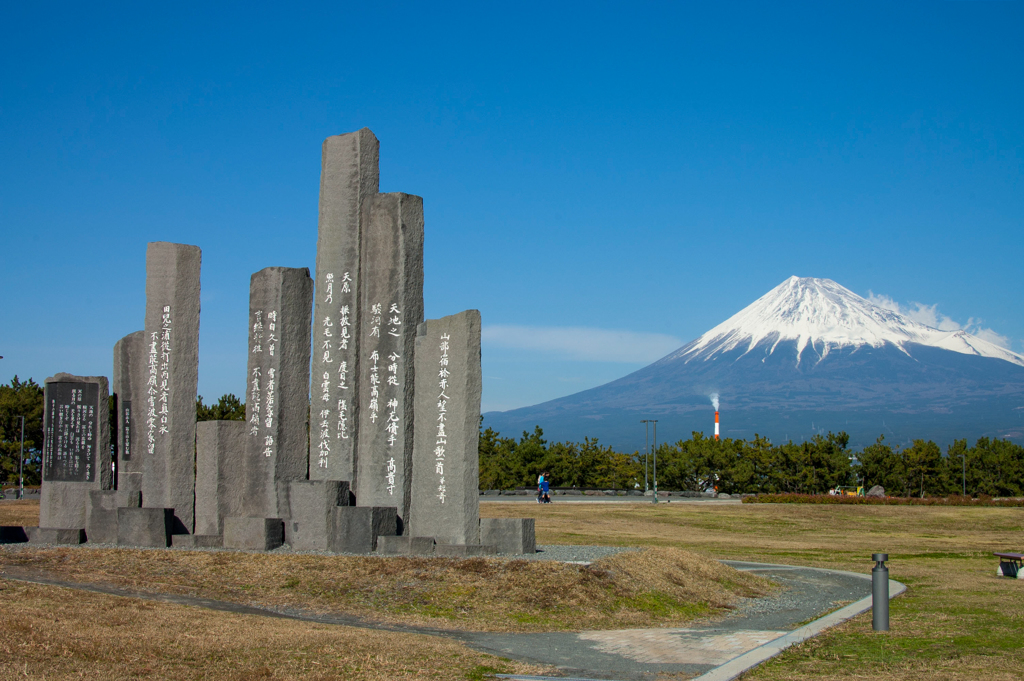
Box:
479, 425, 1024, 498
0, 377, 44, 486
4, 380, 1022, 497
479, 426, 640, 490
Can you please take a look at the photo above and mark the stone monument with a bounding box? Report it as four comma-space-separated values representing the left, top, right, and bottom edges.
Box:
354, 192, 424, 525
112, 331, 144, 506
310, 129, 379, 484
36, 373, 111, 544
139, 242, 201, 535
193, 420, 245, 540
29, 129, 537, 555
222, 267, 313, 549
409, 311, 482, 545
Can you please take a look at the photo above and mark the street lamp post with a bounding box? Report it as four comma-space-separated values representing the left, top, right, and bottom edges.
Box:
18, 415, 25, 500
651, 417, 659, 501
641, 420, 650, 493
962, 448, 966, 497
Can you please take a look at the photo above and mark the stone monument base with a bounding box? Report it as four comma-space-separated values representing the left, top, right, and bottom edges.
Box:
117, 472, 143, 508
331, 506, 397, 553
377, 535, 435, 556
27, 527, 86, 545
286, 480, 352, 551
480, 518, 536, 555
86, 490, 119, 544
171, 534, 225, 548
117, 508, 173, 547
434, 543, 497, 557
224, 517, 284, 551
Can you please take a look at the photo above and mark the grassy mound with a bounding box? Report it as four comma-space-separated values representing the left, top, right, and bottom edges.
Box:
0, 545, 772, 632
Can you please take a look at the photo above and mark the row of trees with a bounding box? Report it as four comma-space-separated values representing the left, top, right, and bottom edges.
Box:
3, 381, 1022, 497
0, 377, 44, 486
0, 383, 246, 487
479, 426, 1024, 498
479, 426, 639, 490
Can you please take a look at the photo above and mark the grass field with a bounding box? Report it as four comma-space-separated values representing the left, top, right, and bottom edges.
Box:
2, 499, 1022, 679
485, 500, 1024, 680
0, 577, 552, 680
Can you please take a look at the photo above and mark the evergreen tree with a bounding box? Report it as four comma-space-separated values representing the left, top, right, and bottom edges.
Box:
196, 394, 246, 421
0, 376, 44, 485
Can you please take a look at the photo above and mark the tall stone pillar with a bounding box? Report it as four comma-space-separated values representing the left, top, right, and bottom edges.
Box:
310, 129, 379, 483
409, 311, 482, 545
113, 331, 144, 503
40, 374, 112, 529
140, 242, 201, 534
354, 192, 424, 525
241, 267, 313, 519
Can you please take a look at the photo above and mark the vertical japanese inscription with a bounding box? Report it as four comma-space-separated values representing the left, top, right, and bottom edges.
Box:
365, 301, 404, 496
146, 305, 172, 454
312, 129, 379, 483
409, 311, 481, 544
249, 310, 264, 435
43, 382, 100, 482
249, 308, 280, 456
315, 270, 356, 471
121, 400, 132, 461
354, 192, 423, 519
435, 333, 450, 503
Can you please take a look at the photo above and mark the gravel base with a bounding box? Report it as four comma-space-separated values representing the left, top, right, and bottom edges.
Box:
1, 541, 638, 562
518, 544, 638, 563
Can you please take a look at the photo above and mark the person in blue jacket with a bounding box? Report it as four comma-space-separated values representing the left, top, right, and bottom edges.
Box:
541, 472, 551, 503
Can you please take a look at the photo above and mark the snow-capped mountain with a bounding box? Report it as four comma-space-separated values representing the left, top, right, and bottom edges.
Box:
673, 276, 1024, 368
484, 276, 1024, 450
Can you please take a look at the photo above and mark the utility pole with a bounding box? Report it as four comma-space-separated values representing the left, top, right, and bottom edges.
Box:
19, 415, 25, 500
651, 420, 659, 504
962, 448, 966, 497
641, 420, 650, 493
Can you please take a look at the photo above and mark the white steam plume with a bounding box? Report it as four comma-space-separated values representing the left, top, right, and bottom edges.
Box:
710, 393, 719, 411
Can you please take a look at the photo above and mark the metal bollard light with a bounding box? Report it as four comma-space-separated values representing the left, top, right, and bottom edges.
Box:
872, 553, 889, 631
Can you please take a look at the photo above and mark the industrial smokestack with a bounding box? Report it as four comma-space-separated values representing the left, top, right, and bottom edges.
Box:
714, 411, 720, 440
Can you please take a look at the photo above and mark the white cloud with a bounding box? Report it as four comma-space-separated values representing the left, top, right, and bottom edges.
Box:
866, 292, 1010, 348
482, 325, 683, 363
971, 326, 1012, 348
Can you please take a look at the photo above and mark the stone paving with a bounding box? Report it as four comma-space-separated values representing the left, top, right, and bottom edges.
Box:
577, 627, 787, 666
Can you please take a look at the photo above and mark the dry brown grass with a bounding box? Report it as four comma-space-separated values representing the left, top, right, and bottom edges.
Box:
11, 497, 1022, 677
0, 577, 549, 680
480, 500, 1024, 559
0, 499, 40, 527
598, 546, 768, 608
1, 500, 771, 633
0, 543, 771, 633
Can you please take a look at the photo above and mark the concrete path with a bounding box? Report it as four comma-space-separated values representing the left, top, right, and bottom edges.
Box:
0, 558, 903, 681
457, 561, 893, 680
480, 495, 741, 505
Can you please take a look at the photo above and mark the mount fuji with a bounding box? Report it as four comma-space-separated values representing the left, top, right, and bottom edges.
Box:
483, 277, 1024, 450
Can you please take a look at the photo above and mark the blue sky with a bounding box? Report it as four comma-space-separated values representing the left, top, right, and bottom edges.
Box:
2, 1, 1021, 413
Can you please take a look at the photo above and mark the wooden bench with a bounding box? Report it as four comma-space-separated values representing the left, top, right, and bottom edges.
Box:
994, 552, 1023, 578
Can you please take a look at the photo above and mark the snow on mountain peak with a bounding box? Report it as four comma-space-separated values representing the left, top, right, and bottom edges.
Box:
674, 276, 1024, 367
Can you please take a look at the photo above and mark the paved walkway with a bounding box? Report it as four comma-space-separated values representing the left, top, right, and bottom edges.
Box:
480, 496, 741, 505
0, 558, 897, 681
456, 562, 876, 680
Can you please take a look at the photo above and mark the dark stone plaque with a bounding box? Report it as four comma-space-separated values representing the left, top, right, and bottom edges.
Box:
121, 400, 132, 461
44, 382, 100, 483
